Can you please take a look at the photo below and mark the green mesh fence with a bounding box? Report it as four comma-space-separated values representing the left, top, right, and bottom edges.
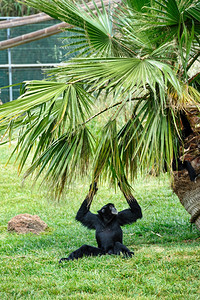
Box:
0, 18, 69, 103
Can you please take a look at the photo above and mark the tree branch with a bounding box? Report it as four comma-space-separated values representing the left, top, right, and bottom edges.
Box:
0, 22, 68, 50
189, 72, 200, 84
83, 94, 149, 125
0, 13, 52, 29
187, 50, 200, 72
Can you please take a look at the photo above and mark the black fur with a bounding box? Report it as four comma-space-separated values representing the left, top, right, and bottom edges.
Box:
172, 158, 197, 181
59, 193, 142, 262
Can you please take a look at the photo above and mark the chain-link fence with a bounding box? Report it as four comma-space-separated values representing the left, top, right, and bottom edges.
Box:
0, 18, 68, 103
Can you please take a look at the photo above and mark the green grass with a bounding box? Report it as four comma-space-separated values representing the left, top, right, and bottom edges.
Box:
0, 145, 200, 299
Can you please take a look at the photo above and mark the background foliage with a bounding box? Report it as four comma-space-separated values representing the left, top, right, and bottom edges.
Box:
0, 0, 38, 16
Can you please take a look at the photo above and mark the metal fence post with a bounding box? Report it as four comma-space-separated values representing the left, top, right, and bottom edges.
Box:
7, 21, 13, 101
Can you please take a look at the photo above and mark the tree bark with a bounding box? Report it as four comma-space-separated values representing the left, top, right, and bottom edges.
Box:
172, 108, 200, 230
173, 170, 200, 230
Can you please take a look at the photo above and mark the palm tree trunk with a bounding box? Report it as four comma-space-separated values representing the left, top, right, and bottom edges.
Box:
173, 171, 200, 230
172, 108, 200, 230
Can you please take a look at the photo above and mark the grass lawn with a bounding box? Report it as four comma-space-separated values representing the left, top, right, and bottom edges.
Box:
0, 145, 200, 299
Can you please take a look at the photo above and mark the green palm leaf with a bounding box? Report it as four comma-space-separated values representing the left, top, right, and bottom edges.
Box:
24, 125, 94, 198
184, 1, 200, 22
92, 119, 132, 194
52, 57, 181, 103
24, 0, 127, 57
0, 81, 67, 122
126, 0, 151, 11
0, 81, 94, 181
118, 0, 200, 56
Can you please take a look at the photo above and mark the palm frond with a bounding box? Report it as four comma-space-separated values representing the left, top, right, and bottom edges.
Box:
118, 102, 178, 176
52, 57, 181, 97
0, 80, 93, 125
185, 1, 200, 22
0, 81, 94, 183
92, 119, 132, 194
126, 0, 151, 11
24, 0, 128, 57
0, 81, 67, 123
118, 0, 200, 54
24, 125, 95, 198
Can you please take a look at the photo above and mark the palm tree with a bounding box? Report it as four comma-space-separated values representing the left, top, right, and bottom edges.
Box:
0, 0, 200, 227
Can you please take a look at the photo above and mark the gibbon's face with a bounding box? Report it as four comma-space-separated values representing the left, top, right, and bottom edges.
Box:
98, 203, 118, 216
